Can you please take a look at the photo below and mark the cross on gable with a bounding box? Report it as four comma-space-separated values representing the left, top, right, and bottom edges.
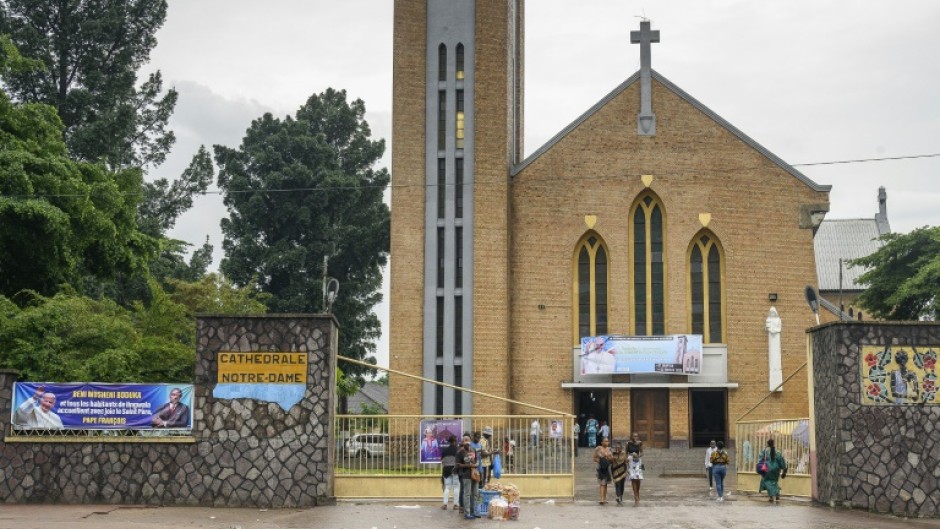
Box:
631, 20, 660, 136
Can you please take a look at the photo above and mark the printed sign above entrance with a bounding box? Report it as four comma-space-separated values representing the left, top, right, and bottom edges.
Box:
213, 351, 309, 411
580, 335, 703, 375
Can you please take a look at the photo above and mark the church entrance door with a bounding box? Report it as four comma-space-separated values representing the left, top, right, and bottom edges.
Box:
631, 389, 669, 448
690, 389, 727, 447
574, 389, 610, 447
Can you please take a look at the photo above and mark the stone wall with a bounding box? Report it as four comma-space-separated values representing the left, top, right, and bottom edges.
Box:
0, 315, 337, 508
810, 321, 940, 517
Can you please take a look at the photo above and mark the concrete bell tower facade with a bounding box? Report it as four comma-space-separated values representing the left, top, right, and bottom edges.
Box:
390, 0, 524, 415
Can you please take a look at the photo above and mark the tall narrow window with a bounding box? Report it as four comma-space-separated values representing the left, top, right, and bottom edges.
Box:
454, 296, 463, 357
454, 367, 463, 415
437, 228, 445, 289
455, 158, 464, 218
437, 158, 446, 218
455, 90, 465, 149
438, 44, 447, 82
455, 227, 463, 289
632, 194, 666, 335
436, 297, 444, 357
689, 232, 725, 343
573, 233, 610, 344
438, 91, 446, 151
435, 365, 444, 415
455, 43, 464, 80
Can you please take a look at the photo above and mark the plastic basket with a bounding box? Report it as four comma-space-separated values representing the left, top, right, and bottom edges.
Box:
477, 490, 502, 516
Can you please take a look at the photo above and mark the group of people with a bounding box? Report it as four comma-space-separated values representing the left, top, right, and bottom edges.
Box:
582, 415, 609, 448
593, 432, 644, 505
705, 438, 788, 503
441, 427, 503, 520
590, 434, 788, 507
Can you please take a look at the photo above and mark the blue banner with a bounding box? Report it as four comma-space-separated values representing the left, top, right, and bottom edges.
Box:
12, 383, 194, 430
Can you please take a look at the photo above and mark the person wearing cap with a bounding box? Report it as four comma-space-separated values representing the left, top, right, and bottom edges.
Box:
480, 426, 500, 485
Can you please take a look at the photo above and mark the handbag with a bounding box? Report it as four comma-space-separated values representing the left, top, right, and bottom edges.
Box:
492, 454, 502, 479
471, 468, 481, 482
756, 451, 769, 476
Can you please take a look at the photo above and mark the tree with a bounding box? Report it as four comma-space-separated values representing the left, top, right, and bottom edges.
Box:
0, 36, 154, 299
0, 0, 176, 170
215, 88, 390, 382
851, 226, 940, 321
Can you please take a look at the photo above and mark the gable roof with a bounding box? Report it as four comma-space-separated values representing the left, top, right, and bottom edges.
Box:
814, 218, 887, 291
347, 381, 389, 414
512, 70, 831, 193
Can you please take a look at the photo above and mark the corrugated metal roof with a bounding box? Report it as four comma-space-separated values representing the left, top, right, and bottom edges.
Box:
347, 382, 388, 414
814, 219, 886, 290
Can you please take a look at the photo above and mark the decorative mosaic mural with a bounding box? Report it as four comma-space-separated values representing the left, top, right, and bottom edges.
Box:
861, 345, 938, 405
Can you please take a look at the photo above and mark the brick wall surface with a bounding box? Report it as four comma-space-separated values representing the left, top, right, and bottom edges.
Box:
388, 0, 428, 415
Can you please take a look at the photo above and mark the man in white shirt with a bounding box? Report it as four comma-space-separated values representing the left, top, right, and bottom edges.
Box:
530, 419, 541, 446
15, 387, 64, 429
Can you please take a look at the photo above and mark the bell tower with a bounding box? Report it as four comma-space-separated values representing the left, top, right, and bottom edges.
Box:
390, 0, 524, 415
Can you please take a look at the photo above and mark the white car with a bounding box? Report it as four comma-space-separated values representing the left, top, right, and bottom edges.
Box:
345, 433, 388, 458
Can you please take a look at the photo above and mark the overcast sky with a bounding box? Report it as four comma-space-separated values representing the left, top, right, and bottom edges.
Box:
147, 1, 940, 369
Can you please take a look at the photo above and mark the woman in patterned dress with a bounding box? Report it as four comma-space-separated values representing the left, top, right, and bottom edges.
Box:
626, 432, 644, 504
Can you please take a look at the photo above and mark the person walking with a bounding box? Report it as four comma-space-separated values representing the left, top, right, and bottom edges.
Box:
593, 436, 613, 504
572, 421, 581, 456
758, 438, 788, 504
710, 440, 731, 502
626, 432, 644, 504
441, 435, 459, 510
610, 442, 628, 504
598, 421, 610, 443
704, 439, 717, 494
586, 415, 599, 448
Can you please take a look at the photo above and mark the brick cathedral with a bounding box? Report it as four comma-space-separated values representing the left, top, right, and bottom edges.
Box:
389, 0, 830, 448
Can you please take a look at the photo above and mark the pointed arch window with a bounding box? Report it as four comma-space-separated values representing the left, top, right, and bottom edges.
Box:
573, 233, 609, 344
438, 44, 447, 82
631, 194, 665, 335
689, 231, 725, 343
455, 43, 464, 80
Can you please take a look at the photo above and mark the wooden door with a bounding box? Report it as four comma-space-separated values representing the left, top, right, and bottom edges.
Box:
631, 389, 669, 448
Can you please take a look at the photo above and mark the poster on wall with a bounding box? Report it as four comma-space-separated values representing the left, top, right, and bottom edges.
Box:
11, 382, 194, 430
580, 335, 703, 375
419, 419, 463, 464
549, 420, 564, 439
860, 345, 938, 405
213, 351, 308, 411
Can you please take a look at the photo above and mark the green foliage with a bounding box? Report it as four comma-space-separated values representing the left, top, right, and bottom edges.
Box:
0, 290, 142, 382
166, 273, 270, 315
851, 226, 940, 321
0, 0, 176, 170
138, 145, 214, 238
215, 88, 390, 383
1, 38, 155, 298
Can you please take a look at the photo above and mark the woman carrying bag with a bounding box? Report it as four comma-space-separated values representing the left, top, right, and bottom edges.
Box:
758, 438, 788, 504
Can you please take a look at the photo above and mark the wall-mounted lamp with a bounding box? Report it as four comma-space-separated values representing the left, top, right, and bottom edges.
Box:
768, 293, 778, 303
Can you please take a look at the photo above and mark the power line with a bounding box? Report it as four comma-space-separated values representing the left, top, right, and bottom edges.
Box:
2, 152, 938, 200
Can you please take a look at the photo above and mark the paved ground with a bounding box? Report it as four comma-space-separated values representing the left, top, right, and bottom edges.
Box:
1, 451, 936, 529
2, 493, 938, 529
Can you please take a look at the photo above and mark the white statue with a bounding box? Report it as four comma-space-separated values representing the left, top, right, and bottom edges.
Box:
766, 307, 783, 392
